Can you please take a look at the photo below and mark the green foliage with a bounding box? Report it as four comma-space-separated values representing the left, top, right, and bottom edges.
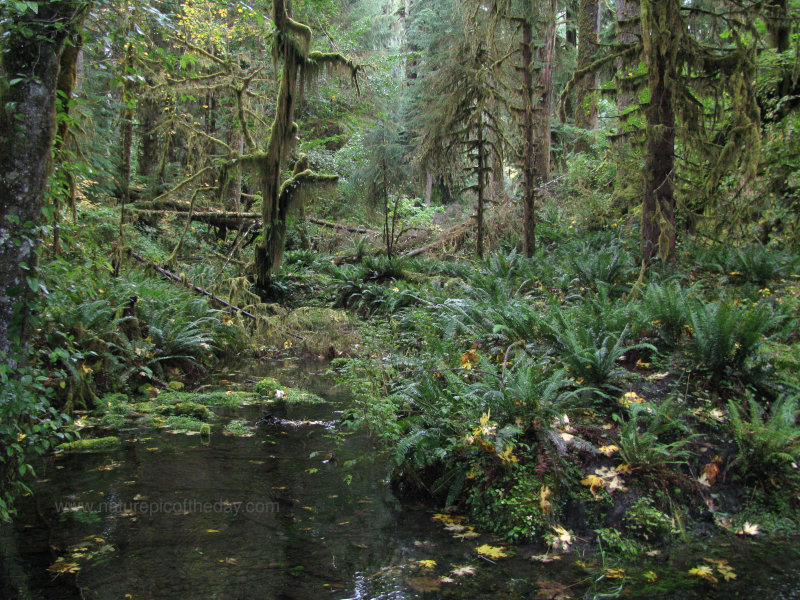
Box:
543, 314, 651, 391
623, 498, 676, 542
614, 400, 691, 470
641, 281, 692, 347
36, 259, 243, 407
693, 243, 798, 285
0, 355, 74, 521
728, 394, 800, 488
254, 377, 282, 397
570, 239, 635, 296
466, 466, 555, 543
686, 299, 774, 380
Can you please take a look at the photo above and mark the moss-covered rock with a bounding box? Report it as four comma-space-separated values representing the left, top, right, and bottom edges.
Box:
165, 415, 205, 432
159, 402, 210, 420
58, 436, 119, 453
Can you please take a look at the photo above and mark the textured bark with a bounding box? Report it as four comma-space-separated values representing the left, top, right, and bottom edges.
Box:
614, 0, 642, 208
253, 5, 300, 287
253, 0, 357, 288
521, 19, 537, 257
0, 0, 88, 355
52, 28, 84, 256
476, 126, 485, 258
534, 1, 556, 185
118, 39, 135, 241
574, 0, 601, 134
615, 0, 640, 134
137, 95, 161, 187
641, 0, 677, 261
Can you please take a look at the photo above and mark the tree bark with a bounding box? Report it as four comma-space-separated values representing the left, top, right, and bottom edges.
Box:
52, 28, 84, 256
614, 0, 642, 209
0, 0, 88, 356
641, 0, 677, 262
574, 0, 601, 135
476, 126, 485, 258
521, 18, 537, 257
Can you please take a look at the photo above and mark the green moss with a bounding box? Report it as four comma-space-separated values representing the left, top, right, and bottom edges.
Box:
165, 416, 205, 432
225, 420, 254, 436
761, 341, 800, 385
157, 390, 253, 407
58, 436, 119, 453
281, 388, 325, 404
624, 498, 677, 542
159, 402, 210, 420
98, 413, 126, 428
255, 377, 281, 397
167, 380, 185, 391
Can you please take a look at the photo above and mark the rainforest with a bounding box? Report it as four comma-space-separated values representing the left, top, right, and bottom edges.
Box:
1, 0, 800, 598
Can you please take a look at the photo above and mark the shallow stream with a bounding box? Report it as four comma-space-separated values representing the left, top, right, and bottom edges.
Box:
9, 360, 800, 599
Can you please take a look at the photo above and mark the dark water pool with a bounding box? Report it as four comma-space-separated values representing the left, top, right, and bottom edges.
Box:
7, 361, 800, 599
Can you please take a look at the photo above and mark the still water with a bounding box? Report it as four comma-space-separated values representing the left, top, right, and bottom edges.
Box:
10, 361, 800, 599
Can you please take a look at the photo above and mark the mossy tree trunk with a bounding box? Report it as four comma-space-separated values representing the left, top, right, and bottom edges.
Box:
52, 28, 84, 256
252, 0, 357, 289
0, 0, 88, 355
574, 0, 601, 137
640, 0, 678, 261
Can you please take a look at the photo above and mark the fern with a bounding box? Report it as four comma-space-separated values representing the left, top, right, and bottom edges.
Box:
687, 299, 774, 380
728, 395, 800, 486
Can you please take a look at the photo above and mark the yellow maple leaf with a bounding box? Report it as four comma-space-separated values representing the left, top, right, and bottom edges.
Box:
605, 568, 627, 579
432, 513, 466, 525
643, 571, 658, 582
736, 521, 759, 536
539, 485, 552, 514
497, 444, 518, 464
580, 474, 605, 498
550, 525, 573, 551
689, 565, 718, 583
474, 544, 510, 559
598, 444, 619, 456
416, 559, 437, 569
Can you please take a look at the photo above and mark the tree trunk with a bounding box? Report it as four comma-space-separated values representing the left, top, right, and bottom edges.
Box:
615, 0, 640, 127
52, 28, 84, 256
0, 0, 88, 355
534, 0, 556, 185
118, 39, 135, 242
641, 0, 677, 262
574, 0, 601, 137
254, 0, 300, 287
476, 125, 485, 259
614, 0, 641, 209
137, 94, 161, 191
521, 19, 537, 257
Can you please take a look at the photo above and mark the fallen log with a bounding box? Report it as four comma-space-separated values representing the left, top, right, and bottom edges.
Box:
130, 205, 375, 234
403, 218, 475, 258
130, 251, 259, 320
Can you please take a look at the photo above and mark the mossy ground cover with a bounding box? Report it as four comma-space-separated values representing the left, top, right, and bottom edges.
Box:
74, 375, 327, 440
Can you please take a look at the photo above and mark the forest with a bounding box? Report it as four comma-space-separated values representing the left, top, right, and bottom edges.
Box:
1, 0, 800, 598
